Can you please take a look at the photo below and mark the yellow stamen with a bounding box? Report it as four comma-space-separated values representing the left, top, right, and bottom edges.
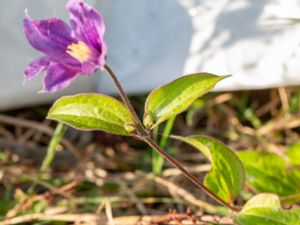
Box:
66, 41, 91, 62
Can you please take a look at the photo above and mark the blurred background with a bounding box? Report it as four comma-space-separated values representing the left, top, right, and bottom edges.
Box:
1, 0, 300, 109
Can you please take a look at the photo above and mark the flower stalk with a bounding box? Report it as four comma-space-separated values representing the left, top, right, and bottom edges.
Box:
104, 65, 146, 135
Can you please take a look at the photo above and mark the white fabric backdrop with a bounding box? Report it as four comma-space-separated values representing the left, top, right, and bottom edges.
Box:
1, 0, 300, 109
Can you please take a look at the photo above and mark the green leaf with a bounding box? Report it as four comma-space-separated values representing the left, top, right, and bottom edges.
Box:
287, 143, 300, 165
48, 94, 135, 136
236, 193, 300, 225
237, 151, 300, 200
173, 135, 245, 203
143, 73, 228, 129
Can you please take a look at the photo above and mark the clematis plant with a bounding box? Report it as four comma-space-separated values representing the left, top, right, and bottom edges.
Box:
23, 1, 300, 224
23, 0, 242, 213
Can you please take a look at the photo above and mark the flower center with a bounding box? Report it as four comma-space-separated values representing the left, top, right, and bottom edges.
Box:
66, 41, 91, 62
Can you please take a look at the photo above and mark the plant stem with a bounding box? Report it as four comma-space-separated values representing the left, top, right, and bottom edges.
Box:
152, 115, 176, 175
104, 65, 146, 135
103, 64, 237, 211
41, 122, 67, 172
152, 126, 162, 175
28, 122, 66, 193
159, 115, 176, 147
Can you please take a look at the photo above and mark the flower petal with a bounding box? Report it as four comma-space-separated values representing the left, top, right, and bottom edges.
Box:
24, 56, 50, 80
43, 62, 79, 92
81, 61, 97, 74
23, 14, 77, 64
96, 40, 107, 68
67, 0, 105, 50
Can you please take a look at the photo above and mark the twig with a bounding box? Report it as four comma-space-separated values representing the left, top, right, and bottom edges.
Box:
72, 195, 182, 206
257, 117, 300, 136
0, 138, 76, 169
0, 114, 79, 159
255, 97, 280, 117
149, 174, 217, 213
207, 93, 233, 107
219, 104, 256, 136
105, 199, 115, 225
0, 114, 52, 136
117, 178, 148, 215
0, 213, 234, 225
278, 87, 289, 113
0, 126, 14, 140
0, 214, 101, 225
28, 180, 72, 199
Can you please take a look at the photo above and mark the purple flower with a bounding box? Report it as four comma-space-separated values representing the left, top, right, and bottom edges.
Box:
23, 0, 107, 92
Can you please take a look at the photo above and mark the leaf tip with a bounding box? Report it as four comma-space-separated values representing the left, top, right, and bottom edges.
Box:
220, 74, 231, 80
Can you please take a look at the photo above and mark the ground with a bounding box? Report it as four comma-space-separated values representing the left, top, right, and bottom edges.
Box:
0, 87, 299, 225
